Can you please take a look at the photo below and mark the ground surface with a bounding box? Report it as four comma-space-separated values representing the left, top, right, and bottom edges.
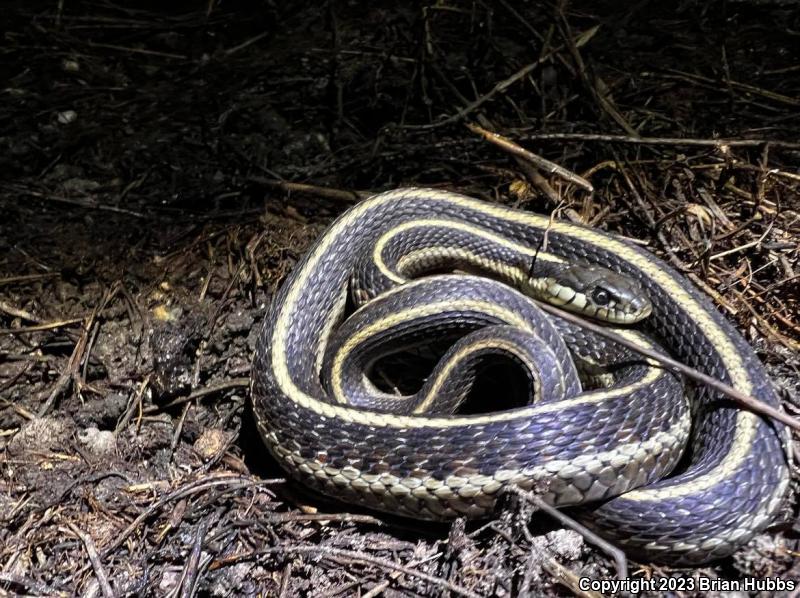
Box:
1, 1, 799, 596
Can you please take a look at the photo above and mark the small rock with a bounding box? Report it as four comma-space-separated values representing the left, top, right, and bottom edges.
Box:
210, 563, 265, 597
55, 280, 78, 303
8, 417, 72, 455
194, 428, 231, 460
158, 569, 181, 595
152, 304, 182, 322
226, 309, 254, 334
77, 427, 117, 457
56, 110, 77, 124
545, 529, 584, 560
62, 177, 100, 194
150, 314, 199, 397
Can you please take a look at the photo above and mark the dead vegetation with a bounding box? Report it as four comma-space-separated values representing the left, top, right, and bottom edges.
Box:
1, 1, 799, 596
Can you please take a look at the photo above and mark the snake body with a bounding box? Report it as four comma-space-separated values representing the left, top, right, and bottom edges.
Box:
252, 188, 790, 565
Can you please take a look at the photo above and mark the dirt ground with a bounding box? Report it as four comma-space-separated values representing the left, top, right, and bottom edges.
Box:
1, 1, 799, 596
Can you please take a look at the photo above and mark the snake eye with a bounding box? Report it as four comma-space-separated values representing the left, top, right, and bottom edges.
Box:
592, 288, 611, 306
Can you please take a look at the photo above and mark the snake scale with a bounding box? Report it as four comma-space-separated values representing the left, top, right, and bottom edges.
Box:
251, 187, 790, 565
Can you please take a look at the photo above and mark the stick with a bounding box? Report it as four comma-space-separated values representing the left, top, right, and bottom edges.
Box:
142, 378, 249, 414
516, 132, 800, 150
211, 545, 482, 598
534, 301, 800, 431
65, 524, 115, 598
468, 124, 594, 192
0, 317, 86, 335
511, 489, 628, 581
0, 273, 58, 286
249, 177, 367, 202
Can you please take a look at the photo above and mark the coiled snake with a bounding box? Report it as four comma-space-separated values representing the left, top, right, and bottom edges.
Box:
251, 188, 790, 565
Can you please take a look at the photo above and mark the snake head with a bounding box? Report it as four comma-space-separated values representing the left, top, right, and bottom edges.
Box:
525, 263, 653, 324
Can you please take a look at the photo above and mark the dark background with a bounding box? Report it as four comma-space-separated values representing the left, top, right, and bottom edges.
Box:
1, 1, 799, 595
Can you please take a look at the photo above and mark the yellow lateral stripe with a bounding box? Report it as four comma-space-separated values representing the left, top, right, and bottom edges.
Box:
270, 188, 758, 499
329, 299, 534, 404
394, 247, 528, 286
373, 218, 563, 282
412, 338, 541, 414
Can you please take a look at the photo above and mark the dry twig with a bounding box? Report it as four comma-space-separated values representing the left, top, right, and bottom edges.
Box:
468, 123, 594, 192
534, 300, 800, 432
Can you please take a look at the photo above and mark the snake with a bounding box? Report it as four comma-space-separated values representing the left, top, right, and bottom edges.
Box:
251, 187, 790, 565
